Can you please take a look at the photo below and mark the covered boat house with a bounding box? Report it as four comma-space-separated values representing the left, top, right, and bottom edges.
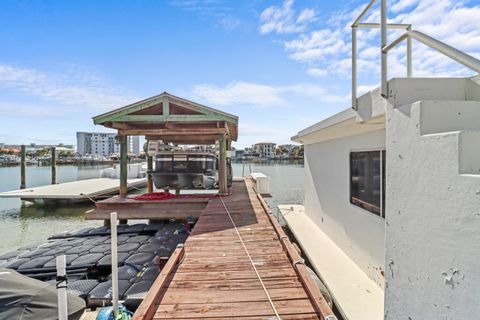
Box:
89, 92, 238, 221
93, 92, 238, 195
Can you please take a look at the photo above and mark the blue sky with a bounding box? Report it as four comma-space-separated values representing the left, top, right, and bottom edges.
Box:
1, 0, 479, 148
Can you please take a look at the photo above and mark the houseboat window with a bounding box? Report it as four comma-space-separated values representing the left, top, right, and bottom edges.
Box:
350, 150, 386, 217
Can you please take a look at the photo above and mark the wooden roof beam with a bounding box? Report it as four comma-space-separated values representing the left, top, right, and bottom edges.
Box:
120, 128, 227, 136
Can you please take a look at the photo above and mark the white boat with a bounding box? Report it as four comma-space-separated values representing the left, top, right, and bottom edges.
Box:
279, 1, 480, 319
151, 151, 232, 190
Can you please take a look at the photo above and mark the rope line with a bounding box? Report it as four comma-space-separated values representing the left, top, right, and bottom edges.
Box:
218, 195, 281, 320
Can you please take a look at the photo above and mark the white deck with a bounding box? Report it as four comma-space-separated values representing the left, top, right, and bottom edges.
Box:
0, 178, 147, 201
279, 204, 384, 320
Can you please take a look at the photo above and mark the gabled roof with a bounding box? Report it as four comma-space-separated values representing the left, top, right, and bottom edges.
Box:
92, 92, 238, 143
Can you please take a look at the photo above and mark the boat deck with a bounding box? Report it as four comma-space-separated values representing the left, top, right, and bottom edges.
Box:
133, 179, 334, 319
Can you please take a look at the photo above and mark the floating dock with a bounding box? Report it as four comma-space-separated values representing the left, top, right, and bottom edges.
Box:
0, 178, 147, 204
132, 178, 334, 319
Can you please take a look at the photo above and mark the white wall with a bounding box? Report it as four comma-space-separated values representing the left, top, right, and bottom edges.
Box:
385, 100, 480, 319
304, 130, 386, 288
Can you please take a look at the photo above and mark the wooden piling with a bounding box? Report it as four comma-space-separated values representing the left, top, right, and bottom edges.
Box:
218, 134, 227, 194
20, 145, 26, 189
119, 135, 128, 197
51, 146, 56, 184
147, 155, 153, 193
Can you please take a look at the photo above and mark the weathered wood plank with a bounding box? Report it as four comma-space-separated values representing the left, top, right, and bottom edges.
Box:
160, 287, 308, 304
154, 299, 317, 318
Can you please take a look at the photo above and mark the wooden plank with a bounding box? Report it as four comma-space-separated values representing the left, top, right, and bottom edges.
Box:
154, 299, 317, 318
132, 246, 184, 320
164, 278, 303, 291
168, 268, 298, 281
160, 287, 308, 304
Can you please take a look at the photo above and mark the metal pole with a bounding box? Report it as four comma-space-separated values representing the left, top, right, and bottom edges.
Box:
51, 146, 56, 185
407, 26, 412, 77
56, 255, 68, 320
20, 145, 26, 189
352, 26, 358, 110
110, 212, 119, 318
380, 0, 388, 98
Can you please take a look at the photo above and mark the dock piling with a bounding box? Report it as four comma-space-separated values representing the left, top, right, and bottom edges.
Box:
218, 134, 227, 194
51, 146, 56, 184
20, 145, 26, 189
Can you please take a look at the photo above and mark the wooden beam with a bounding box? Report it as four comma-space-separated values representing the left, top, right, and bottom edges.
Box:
119, 135, 128, 197
218, 134, 227, 195
85, 208, 203, 220
162, 96, 169, 116
111, 122, 132, 130
112, 114, 235, 123
119, 128, 227, 136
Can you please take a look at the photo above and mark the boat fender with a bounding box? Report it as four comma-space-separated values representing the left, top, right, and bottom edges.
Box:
96, 304, 133, 320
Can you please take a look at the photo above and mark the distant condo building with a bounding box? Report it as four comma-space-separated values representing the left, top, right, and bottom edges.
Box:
253, 142, 276, 158
76, 132, 139, 156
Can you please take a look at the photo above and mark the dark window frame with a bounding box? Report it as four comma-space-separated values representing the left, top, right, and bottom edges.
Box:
350, 150, 386, 218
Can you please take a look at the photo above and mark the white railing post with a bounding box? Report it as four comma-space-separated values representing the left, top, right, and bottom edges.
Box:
56, 255, 68, 320
110, 212, 119, 318
407, 26, 413, 77
380, 0, 388, 98
352, 26, 358, 110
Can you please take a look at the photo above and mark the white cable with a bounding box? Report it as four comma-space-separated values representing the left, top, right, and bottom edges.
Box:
219, 195, 281, 320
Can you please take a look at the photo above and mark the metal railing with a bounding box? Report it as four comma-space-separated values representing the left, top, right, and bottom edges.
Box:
351, 0, 480, 110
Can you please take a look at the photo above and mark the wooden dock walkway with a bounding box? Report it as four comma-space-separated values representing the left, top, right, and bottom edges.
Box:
133, 179, 335, 319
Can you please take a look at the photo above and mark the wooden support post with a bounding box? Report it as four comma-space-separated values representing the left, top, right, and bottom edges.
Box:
218, 134, 227, 195
119, 135, 128, 197
51, 146, 56, 185
147, 145, 153, 194
20, 145, 26, 189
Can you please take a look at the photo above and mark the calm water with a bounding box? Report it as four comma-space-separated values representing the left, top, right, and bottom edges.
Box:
0, 161, 304, 254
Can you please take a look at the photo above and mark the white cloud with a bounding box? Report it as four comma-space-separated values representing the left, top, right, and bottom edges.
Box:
0, 64, 136, 109
297, 8, 316, 24
284, 29, 348, 62
191, 81, 286, 107
261, 0, 480, 82
0, 102, 67, 118
189, 81, 347, 108
259, 0, 315, 34
170, 0, 241, 31
240, 123, 281, 137
307, 68, 328, 77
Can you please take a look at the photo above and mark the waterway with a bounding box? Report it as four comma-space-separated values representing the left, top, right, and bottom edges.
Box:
0, 161, 304, 254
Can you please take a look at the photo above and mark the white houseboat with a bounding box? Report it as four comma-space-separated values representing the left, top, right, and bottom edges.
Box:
279, 1, 480, 319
